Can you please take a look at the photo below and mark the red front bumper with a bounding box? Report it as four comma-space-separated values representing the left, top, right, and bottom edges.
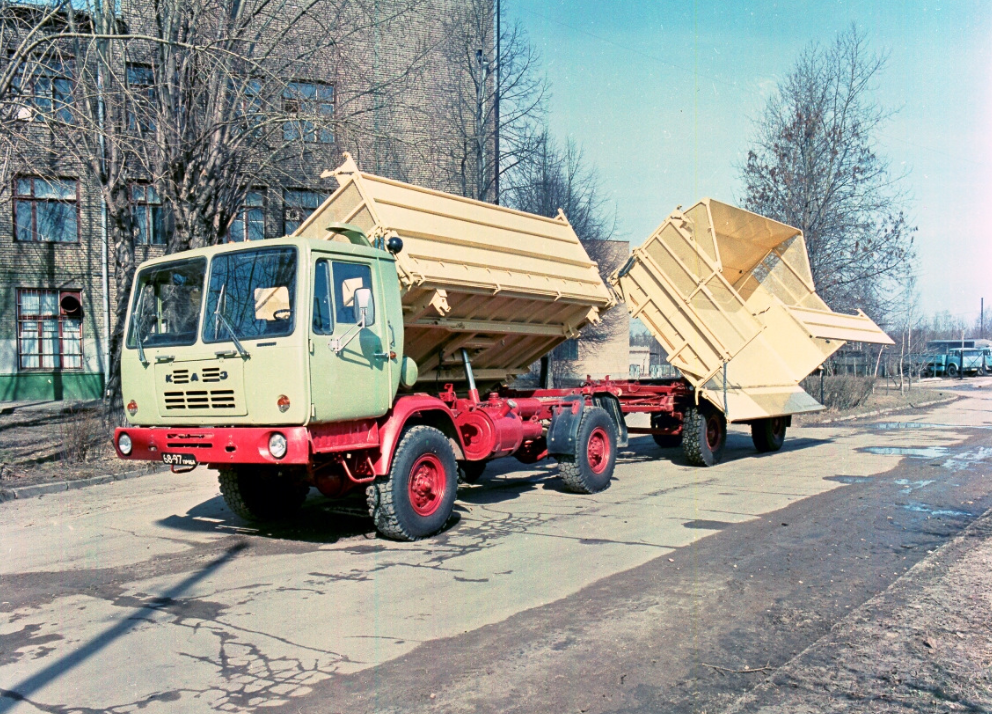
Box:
114, 426, 311, 466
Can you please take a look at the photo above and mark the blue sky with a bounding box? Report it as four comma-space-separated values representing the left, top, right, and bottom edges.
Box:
504, 0, 992, 326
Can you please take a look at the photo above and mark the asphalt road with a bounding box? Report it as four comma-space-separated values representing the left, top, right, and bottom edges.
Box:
1, 379, 990, 713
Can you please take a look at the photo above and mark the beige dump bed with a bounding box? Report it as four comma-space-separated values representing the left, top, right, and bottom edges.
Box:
294, 154, 615, 384
611, 199, 893, 421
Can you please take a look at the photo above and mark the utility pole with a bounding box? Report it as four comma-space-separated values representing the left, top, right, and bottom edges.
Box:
494, 0, 500, 205
475, 49, 490, 202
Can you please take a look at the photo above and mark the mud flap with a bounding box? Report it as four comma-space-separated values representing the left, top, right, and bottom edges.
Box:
593, 394, 628, 448
547, 396, 584, 457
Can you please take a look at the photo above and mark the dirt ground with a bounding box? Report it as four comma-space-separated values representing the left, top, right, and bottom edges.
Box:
0, 401, 155, 488
796, 383, 958, 425
725, 508, 992, 713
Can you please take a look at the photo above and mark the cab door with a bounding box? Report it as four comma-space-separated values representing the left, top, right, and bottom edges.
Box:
309, 255, 391, 422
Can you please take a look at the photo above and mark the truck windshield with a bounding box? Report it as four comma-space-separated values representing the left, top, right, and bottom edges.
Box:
127, 258, 207, 349
203, 247, 297, 343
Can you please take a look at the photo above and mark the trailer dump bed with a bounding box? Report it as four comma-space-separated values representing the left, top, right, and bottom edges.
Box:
611, 199, 893, 421
294, 154, 615, 384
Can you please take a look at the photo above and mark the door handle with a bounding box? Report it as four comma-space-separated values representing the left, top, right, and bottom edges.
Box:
373, 352, 389, 360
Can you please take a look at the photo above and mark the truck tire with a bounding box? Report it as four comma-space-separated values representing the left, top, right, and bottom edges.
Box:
367, 426, 458, 541
947, 363, 959, 378
651, 414, 683, 448
218, 468, 309, 521
682, 402, 726, 466
558, 407, 617, 494
458, 460, 487, 484
751, 417, 787, 453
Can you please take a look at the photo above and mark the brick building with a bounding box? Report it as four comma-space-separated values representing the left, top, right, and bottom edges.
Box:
0, 0, 482, 401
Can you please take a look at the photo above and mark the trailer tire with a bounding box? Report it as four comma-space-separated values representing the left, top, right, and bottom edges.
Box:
651, 414, 683, 448
751, 417, 787, 453
558, 407, 617, 494
367, 426, 458, 541
218, 468, 309, 521
682, 403, 726, 466
458, 460, 487, 484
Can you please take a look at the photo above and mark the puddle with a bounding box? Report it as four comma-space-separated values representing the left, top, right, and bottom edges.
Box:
894, 479, 935, 494
683, 519, 732, 530
901, 503, 972, 518
943, 447, 992, 472
824, 475, 872, 484
864, 446, 949, 459
874, 422, 992, 431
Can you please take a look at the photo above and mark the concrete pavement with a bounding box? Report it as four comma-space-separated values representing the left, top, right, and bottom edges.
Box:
1, 380, 989, 713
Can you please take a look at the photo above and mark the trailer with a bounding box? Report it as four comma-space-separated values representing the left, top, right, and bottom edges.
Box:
113, 156, 893, 540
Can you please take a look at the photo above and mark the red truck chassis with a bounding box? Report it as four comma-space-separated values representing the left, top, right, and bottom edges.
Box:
114, 376, 692, 498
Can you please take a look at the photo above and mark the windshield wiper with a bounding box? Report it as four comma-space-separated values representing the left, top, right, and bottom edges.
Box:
214, 283, 250, 359
131, 289, 148, 365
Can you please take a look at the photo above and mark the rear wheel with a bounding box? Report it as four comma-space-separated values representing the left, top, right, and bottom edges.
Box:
559, 407, 618, 494
367, 426, 457, 541
947, 363, 959, 378
751, 417, 787, 453
682, 403, 726, 466
651, 414, 683, 449
218, 468, 309, 521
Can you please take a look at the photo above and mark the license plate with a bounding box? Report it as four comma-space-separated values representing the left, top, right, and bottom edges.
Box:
162, 452, 197, 467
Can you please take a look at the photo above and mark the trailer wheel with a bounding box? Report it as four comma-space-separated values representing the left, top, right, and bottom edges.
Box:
682, 403, 726, 466
218, 468, 309, 521
558, 407, 617, 494
367, 426, 457, 541
651, 414, 683, 448
751, 417, 787, 453
458, 460, 487, 484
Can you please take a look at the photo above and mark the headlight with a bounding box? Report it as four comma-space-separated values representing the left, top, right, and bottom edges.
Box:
118, 433, 133, 456
268, 432, 288, 459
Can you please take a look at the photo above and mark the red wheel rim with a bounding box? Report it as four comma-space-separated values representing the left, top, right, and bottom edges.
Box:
587, 427, 611, 474
706, 415, 722, 451
408, 453, 446, 516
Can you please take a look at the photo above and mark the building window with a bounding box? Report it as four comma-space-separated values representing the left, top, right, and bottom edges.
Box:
554, 339, 579, 361
16, 289, 83, 370
15, 58, 74, 123
228, 190, 265, 242
131, 184, 168, 245
283, 189, 323, 234
14, 177, 79, 243
282, 82, 333, 143
126, 63, 156, 131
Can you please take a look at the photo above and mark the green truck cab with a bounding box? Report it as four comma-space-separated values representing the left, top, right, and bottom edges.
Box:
120, 236, 404, 430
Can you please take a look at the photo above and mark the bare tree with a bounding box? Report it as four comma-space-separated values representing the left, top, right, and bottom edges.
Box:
8, 0, 431, 416
739, 25, 915, 320
434, 0, 545, 201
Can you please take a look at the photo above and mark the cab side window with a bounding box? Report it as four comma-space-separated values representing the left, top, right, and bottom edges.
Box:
312, 259, 333, 334
332, 262, 373, 325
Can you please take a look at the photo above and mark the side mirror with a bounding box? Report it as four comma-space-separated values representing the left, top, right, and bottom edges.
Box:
354, 287, 374, 325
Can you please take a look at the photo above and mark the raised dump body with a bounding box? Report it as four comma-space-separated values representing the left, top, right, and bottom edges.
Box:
293, 154, 615, 384
611, 199, 894, 421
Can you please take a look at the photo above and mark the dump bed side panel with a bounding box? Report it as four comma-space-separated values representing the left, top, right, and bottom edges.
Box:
294, 155, 615, 384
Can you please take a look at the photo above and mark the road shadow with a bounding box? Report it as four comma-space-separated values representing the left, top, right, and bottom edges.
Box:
156, 492, 376, 544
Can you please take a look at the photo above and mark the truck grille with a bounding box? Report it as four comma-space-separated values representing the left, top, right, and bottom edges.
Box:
163, 389, 238, 410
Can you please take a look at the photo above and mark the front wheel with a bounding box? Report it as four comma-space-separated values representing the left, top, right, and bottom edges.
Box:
218, 468, 309, 521
558, 407, 618, 494
751, 417, 787, 453
947, 363, 959, 378
367, 426, 458, 541
682, 402, 726, 466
